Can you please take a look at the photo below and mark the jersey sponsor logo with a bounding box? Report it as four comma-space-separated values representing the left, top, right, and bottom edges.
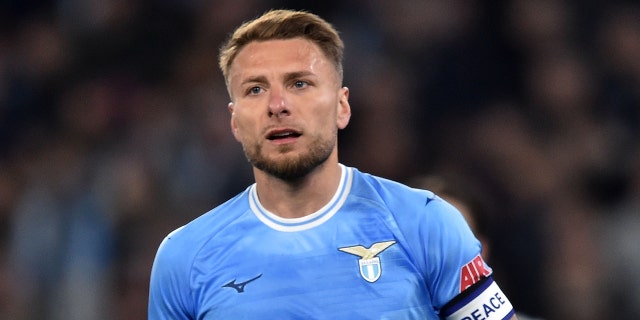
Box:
445, 280, 514, 320
222, 274, 263, 293
338, 240, 396, 283
460, 255, 492, 292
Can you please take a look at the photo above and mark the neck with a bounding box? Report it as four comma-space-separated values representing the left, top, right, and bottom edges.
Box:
253, 161, 343, 219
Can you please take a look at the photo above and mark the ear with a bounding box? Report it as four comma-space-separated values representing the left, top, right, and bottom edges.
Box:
336, 87, 351, 129
228, 102, 240, 141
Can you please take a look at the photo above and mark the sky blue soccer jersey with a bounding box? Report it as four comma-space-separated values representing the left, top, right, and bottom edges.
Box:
149, 165, 515, 319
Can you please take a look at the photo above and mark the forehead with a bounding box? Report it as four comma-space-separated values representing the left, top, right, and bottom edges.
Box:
228, 38, 335, 83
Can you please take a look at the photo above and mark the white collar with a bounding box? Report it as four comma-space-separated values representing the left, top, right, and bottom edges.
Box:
249, 164, 353, 232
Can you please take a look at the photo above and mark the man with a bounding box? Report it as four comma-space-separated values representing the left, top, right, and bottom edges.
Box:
149, 9, 518, 319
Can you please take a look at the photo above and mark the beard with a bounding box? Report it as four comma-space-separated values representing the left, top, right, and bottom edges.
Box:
243, 133, 336, 181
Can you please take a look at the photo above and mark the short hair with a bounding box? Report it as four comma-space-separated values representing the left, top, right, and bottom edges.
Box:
218, 9, 344, 85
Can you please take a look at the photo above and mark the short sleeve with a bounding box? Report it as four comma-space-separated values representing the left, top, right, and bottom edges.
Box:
148, 231, 193, 320
418, 196, 515, 319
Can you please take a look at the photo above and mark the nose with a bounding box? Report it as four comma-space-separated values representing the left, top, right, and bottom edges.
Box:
268, 88, 289, 118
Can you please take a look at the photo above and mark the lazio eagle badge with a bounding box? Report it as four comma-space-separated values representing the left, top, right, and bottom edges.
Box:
339, 240, 396, 283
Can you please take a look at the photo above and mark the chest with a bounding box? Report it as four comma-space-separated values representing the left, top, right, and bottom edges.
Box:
190, 216, 436, 319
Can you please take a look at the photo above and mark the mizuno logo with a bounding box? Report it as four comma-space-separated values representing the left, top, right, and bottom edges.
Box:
339, 240, 396, 282
222, 274, 262, 293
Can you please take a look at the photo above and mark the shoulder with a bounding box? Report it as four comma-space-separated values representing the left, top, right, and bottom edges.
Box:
149, 188, 253, 318
350, 168, 465, 223
350, 168, 436, 209
153, 187, 252, 269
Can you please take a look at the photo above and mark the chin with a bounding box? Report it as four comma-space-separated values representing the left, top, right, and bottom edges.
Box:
245, 137, 336, 180
253, 151, 331, 181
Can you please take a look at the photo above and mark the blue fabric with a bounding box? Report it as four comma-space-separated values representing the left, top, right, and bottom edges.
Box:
149, 165, 489, 319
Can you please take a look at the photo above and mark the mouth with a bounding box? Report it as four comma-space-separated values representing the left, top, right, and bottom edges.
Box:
266, 129, 302, 141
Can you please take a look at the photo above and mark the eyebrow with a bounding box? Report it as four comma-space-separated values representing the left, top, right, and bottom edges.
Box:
240, 71, 316, 86
283, 71, 315, 83
241, 75, 268, 86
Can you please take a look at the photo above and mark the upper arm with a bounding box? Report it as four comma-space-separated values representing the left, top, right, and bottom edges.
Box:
148, 235, 194, 320
439, 276, 515, 320
416, 196, 486, 307
416, 197, 516, 319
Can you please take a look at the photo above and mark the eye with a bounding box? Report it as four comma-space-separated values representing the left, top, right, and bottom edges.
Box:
293, 80, 308, 89
248, 86, 263, 95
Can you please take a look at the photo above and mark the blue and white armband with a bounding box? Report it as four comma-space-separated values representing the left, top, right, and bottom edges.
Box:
442, 276, 515, 320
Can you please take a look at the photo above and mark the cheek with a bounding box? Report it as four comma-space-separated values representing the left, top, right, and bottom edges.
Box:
311, 94, 339, 118
232, 113, 259, 142
230, 114, 241, 142
231, 122, 241, 142
232, 119, 247, 141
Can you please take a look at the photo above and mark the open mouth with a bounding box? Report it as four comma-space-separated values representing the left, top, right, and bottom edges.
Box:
267, 129, 302, 140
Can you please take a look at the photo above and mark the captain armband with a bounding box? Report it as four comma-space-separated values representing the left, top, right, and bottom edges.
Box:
441, 276, 515, 320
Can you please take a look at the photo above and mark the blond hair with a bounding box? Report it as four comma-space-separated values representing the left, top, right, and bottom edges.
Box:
218, 9, 344, 85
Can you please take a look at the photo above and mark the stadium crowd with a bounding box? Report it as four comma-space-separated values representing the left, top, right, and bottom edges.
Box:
0, 1, 639, 319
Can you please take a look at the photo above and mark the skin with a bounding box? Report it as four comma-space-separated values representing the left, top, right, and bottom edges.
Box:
227, 38, 351, 219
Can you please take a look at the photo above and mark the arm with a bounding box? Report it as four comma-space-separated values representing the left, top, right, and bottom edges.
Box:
148, 234, 193, 320
440, 275, 516, 320
414, 196, 518, 320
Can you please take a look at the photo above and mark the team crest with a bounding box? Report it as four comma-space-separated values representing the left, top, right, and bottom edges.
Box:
338, 240, 396, 283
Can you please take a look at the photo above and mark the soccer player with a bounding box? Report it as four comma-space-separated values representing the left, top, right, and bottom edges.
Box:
148, 9, 518, 320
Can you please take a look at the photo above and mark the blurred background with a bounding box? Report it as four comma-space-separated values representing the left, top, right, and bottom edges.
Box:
0, 0, 638, 319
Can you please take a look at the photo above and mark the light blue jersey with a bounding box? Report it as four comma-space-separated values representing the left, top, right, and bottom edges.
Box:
149, 165, 514, 319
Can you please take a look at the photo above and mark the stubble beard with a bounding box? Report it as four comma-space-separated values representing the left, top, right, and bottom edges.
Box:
243, 134, 336, 181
